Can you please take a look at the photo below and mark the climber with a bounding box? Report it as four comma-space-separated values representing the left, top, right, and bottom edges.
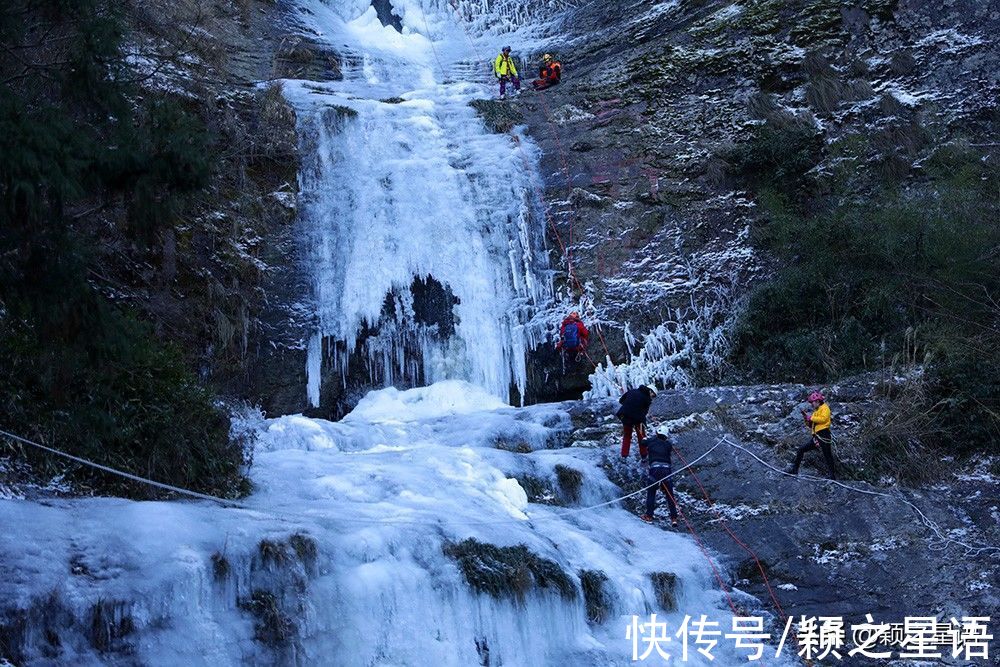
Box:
532, 53, 562, 91
556, 311, 589, 361
639, 423, 679, 526
493, 46, 521, 99
786, 391, 837, 479
617, 384, 656, 458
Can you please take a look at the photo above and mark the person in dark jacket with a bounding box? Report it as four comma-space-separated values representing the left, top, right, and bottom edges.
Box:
616, 385, 656, 458
638, 425, 679, 526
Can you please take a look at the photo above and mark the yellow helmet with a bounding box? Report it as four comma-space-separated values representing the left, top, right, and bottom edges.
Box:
543, 53, 553, 62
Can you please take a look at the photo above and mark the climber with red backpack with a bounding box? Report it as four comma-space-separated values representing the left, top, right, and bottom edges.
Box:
556, 311, 589, 361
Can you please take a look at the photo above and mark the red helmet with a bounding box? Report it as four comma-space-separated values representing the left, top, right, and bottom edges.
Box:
808, 391, 825, 403
569, 311, 580, 319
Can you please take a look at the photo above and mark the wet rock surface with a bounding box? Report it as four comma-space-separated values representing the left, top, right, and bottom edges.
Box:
510, 0, 1000, 393
566, 378, 1000, 640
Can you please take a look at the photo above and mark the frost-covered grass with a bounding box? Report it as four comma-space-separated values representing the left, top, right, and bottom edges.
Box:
443, 538, 577, 601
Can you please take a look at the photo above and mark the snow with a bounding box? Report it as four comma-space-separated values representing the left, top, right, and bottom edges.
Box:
344, 379, 509, 422
915, 28, 985, 54
0, 383, 794, 665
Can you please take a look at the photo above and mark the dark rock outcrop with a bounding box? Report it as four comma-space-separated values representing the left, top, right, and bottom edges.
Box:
566, 377, 1000, 632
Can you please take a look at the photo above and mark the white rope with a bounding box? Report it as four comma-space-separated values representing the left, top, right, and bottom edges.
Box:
719, 435, 1000, 559
0, 428, 245, 507
546, 439, 724, 517
8, 424, 995, 556
0, 427, 720, 527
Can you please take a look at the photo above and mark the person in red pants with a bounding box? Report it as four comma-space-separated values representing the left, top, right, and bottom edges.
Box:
616, 385, 656, 458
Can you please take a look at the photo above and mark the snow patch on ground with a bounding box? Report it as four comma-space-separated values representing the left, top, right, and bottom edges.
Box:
915, 28, 985, 54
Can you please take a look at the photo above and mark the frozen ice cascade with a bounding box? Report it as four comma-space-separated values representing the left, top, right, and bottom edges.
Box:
0, 3, 796, 666
290, 0, 555, 408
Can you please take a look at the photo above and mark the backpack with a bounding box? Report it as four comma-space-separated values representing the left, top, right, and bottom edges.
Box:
562, 322, 580, 350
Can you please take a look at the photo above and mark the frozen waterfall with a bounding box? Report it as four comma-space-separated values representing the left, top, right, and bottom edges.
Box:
287, 1, 553, 409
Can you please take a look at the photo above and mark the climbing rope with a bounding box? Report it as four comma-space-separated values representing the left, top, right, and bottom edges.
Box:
0, 427, 718, 527
0, 428, 245, 507
718, 435, 1000, 558
673, 445, 790, 622
658, 478, 745, 616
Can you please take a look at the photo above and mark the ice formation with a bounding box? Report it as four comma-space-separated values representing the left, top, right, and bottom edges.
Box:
0, 383, 789, 665
288, 1, 553, 407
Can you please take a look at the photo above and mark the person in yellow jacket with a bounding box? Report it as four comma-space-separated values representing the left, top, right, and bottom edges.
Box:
493, 46, 521, 98
787, 391, 837, 479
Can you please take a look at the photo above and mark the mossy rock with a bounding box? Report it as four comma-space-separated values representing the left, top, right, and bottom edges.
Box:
579, 570, 611, 624
258, 534, 319, 573
238, 590, 296, 648
289, 533, 318, 563
554, 464, 583, 503
650, 572, 678, 611
258, 539, 291, 567
211, 552, 231, 581
469, 99, 523, 134
89, 600, 134, 654
515, 474, 561, 505
444, 538, 577, 601
330, 104, 358, 119
493, 437, 534, 453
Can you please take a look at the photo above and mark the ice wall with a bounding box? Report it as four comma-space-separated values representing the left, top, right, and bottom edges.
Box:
288, 2, 555, 408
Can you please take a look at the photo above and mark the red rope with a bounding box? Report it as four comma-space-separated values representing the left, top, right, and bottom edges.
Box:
672, 447, 790, 621
658, 481, 743, 616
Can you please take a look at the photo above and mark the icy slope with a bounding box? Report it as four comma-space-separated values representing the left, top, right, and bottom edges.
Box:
0, 383, 783, 665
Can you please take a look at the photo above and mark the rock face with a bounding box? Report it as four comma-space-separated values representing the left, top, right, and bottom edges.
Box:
119, 0, 999, 414
81, 0, 317, 416
511, 0, 1000, 394
566, 378, 1000, 637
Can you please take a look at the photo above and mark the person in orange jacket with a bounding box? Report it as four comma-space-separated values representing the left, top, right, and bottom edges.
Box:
787, 391, 837, 479
556, 311, 589, 360
532, 53, 562, 90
